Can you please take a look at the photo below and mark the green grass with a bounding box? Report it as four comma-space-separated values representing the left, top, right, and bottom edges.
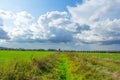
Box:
0, 50, 55, 63
59, 54, 73, 80
74, 52, 120, 60
0, 51, 120, 80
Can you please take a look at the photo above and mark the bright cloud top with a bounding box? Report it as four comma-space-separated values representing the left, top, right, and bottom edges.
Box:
68, 0, 120, 44
0, 0, 120, 46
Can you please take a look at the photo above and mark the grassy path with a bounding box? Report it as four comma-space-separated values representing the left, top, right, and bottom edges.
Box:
60, 53, 120, 80
59, 53, 74, 80
0, 52, 120, 80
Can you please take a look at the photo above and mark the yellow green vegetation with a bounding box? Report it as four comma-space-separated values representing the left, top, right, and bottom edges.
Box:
0, 51, 120, 80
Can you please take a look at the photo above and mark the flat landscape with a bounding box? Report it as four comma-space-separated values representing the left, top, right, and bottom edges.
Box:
0, 50, 120, 80
0, 0, 120, 80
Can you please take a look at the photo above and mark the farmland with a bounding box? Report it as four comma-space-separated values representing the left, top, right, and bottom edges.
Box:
0, 50, 120, 80
0, 50, 55, 63
75, 52, 120, 60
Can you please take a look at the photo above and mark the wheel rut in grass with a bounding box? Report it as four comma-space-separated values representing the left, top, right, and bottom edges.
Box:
58, 53, 83, 80
59, 53, 72, 80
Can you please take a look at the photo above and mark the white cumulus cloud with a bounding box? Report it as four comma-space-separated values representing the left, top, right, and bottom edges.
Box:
14, 11, 34, 26
68, 0, 120, 44
1, 0, 120, 45
0, 10, 14, 19
3, 11, 75, 43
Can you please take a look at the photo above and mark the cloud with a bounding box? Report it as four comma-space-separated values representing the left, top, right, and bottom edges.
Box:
68, 0, 120, 24
0, 18, 9, 40
0, 17, 3, 26
74, 19, 120, 43
38, 11, 69, 29
68, 0, 120, 45
3, 11, 76, 43
14, 11, 34, 26
29, 11, 75, 43
101, 40, 120, 45
0, 10, 14, 19
0, 28, 9, 40
49, 27, 73, 43
1, 0, 120, 45
0, 10, 34, 25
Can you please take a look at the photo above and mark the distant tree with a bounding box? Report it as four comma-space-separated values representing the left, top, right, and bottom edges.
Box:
58, 48, 61, 52
48, 49, 57, 51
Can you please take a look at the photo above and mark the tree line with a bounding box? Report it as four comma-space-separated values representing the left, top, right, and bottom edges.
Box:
0, 47, 120, 53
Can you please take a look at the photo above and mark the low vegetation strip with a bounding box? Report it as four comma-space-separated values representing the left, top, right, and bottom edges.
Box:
0, 51, 120, 80
75, 52, 120, 60
68, 53, 120, 80
59, 53, 75, 80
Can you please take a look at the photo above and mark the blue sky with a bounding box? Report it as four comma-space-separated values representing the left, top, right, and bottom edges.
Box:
0, 0, 120, 50
0, 0, 82, 17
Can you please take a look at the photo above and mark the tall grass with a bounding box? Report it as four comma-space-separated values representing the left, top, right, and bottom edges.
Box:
0, 53, 59, 80
0, 52, 120, 80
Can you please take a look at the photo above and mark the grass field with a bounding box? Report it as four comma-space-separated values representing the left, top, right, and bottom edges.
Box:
75, 52, 120, 60
0, 50, 55, 63
0, 50, 120, 80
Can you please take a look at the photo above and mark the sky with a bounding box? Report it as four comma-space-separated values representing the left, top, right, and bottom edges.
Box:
0, 0, 120, 51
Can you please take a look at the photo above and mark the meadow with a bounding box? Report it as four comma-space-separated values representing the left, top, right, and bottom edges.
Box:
0, 50, 120, 80
0, 50, 55, 63
75, 52, 120, 60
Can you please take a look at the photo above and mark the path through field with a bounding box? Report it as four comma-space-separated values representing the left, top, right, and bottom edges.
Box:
58, 53, 120, 80
0, 52, 120, 80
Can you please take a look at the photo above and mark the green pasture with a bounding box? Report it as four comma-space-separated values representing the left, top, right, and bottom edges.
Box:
0, 50, 120, 63
0, 51, 120, 80
0, 50, 55, 63
75, 52, 120, 60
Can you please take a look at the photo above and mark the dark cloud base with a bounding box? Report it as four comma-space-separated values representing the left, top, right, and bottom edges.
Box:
0, 28, 9, 40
